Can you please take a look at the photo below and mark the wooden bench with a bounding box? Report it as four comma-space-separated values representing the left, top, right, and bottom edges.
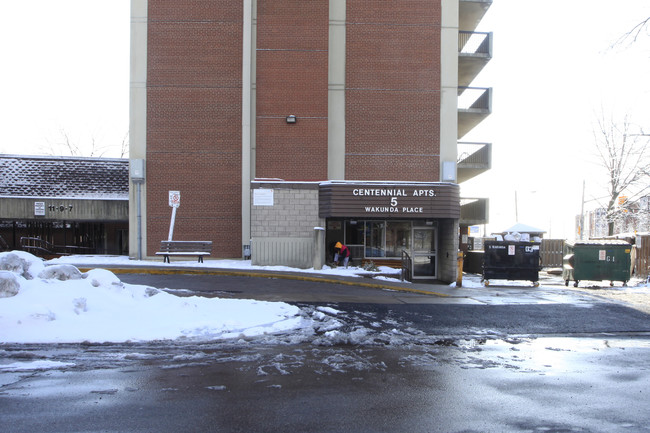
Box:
362, 259, 402, 269
155, 240, 213, 263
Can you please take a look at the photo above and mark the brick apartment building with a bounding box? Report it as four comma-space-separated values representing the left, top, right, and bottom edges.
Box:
129, 0, 493, 282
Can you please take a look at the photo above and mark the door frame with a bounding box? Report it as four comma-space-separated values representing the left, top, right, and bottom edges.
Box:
411, 225, 438, 280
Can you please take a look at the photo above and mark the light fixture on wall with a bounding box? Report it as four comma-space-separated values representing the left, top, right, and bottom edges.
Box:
286, 115, 297, 124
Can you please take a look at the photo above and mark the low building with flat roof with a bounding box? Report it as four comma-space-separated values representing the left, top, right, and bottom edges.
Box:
0, 155, 129, 256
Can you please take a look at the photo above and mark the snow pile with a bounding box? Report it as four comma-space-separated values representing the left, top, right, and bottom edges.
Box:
0, 250, 45, 280
0, 251, 308, 344
0, 271, 20, 298
1, 360, 75, 372
448, 277, 485, 289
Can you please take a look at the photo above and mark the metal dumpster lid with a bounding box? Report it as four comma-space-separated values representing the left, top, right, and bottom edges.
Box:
567, 239, 631, 246
485, 240, 541, 245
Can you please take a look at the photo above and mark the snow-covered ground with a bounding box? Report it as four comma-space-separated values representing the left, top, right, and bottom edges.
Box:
0, 251, 309, 344
2, 251, 648, 348
0, 251, 400, 345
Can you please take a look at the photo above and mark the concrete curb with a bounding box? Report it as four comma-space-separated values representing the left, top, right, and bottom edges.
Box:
78, 266, 454, 298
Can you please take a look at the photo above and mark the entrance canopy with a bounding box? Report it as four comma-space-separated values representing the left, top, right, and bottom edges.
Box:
319, 181, 460, 219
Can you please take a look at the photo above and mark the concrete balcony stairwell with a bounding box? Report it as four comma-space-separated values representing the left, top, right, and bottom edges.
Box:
458, 1, 493, 140
459, 31, 492, 87
458, 86, 492, 139
459, 0, 492, 33
457, 141, 491, 183
458, 0, 493, 227
460, 197, 489, 226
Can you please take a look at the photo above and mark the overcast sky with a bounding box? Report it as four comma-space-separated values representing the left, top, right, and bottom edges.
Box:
1, 1, 649, 239
0, 1, 130, 158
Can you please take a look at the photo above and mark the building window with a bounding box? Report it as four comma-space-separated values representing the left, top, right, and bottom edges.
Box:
344, 220, 364, 246
385, 221, 411, 258
365, 221, 385, 257
329, 220, 437, 266
362, 221, 413, 259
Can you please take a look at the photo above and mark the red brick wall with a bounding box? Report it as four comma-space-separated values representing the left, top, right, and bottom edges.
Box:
346, 1, 442, 182
146, 0, 243, 257
255, 0, 329, 181
144, 0, 444, 256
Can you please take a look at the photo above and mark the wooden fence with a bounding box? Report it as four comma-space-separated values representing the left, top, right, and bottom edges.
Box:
540, 239, 565, 269
636, 235, 650, 279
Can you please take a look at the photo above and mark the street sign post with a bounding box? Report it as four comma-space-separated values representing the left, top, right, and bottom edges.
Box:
168, 191, 180, 241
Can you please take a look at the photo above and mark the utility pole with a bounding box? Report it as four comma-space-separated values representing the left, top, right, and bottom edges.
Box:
580, 180, 585, 240
514, 190, 518, 222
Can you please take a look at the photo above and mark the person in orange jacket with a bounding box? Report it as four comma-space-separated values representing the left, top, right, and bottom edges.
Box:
334, 241, 350, 268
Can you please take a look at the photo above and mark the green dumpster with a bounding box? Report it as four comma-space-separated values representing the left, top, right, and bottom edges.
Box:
562, 240, 632, 287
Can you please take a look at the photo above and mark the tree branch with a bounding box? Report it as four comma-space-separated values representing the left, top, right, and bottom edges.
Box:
612, 16, 650, 47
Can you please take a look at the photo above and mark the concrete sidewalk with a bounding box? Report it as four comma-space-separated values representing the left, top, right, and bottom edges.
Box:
69, 260, 609, 306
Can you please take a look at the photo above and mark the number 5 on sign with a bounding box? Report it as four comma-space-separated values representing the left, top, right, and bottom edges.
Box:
168, 191, 180, 241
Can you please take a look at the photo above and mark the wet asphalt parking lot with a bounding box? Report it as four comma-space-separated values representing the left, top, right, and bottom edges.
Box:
1, 271, 649, 432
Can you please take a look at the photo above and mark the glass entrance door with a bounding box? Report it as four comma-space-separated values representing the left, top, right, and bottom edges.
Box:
412, 227, 437, 279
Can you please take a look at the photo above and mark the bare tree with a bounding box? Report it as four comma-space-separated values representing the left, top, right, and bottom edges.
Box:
43, 129, 129, 158
592, 111, 650, 235
613, 17, 650, 47
59, 129, 82, 156
119, 132, 129, 158
86, 136, 107, 158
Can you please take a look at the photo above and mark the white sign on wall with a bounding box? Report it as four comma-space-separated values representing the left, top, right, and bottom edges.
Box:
34, 202, 45, 216
253, 189, 274, 206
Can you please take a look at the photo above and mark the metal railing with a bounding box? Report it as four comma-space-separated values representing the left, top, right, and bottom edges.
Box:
348, 244, 365, 263
457, 142, 491, 166
401, 250, 413, 282
458, 87, 491, 110
458, 31, 492, 55
20, 237, 96, 257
